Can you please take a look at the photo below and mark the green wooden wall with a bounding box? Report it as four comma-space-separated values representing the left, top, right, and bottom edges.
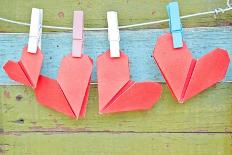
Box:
0, 0, 232, 155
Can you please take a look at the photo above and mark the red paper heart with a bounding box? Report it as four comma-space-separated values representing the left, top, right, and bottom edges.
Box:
57, 54, 93, 118
35, 75, 75, 118
97, 50, 162, 114
153, 33, 230, 102
3, 46, 43, 88
35, 54, 93, 118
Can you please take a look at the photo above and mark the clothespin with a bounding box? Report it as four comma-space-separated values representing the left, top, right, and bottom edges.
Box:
167, 2, 183, 48
72, 11, 84, 57
107, 11, 120, 58
28, 8, 43, 53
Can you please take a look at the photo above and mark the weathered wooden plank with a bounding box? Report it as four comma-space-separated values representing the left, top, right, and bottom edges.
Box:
1, 1, 231, 154
1, 83, 232, 132
1, 132, 231, 155
0, 27, 232, 84
0, 0, 231, 32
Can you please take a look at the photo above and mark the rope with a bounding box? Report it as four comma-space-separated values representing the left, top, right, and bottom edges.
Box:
0, 0, 231, 31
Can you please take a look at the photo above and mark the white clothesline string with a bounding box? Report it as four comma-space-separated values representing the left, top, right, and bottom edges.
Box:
0, 0, 231, 31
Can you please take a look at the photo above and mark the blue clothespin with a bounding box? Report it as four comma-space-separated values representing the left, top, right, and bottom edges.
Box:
167, 2, 183, 48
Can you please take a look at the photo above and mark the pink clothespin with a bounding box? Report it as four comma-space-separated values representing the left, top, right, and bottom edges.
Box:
72, 11, 84, 57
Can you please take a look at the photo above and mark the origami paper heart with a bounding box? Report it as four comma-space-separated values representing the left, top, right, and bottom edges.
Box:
57, 54, 93, 117
97, 50, 162, 114
3, 46, 43, 88
35, 54, 93, 118
153, 33, 230, 103
35, 75, 75, 118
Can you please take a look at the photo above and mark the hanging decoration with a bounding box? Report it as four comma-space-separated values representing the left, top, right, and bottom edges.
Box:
97, 12, 162, 114
3, 8, 43, 88
1, 0, 231, 118
35, 11, 93, 118
153, 33, 230, 103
